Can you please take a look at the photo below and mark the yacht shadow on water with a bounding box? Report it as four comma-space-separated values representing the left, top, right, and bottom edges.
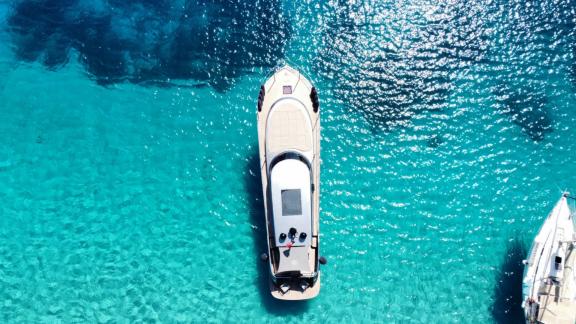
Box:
491, 238, 527, 324
244, 149, 310, 314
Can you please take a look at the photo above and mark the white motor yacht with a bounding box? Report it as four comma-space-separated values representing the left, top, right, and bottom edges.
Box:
256, 65, 322, 300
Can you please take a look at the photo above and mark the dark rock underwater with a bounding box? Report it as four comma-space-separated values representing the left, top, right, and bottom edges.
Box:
7, 0, 289, 91
6, 0, 575, 138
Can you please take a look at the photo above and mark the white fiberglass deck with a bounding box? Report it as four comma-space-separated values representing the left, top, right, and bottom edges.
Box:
277, 246, 313, 274
523, 196, 576, 324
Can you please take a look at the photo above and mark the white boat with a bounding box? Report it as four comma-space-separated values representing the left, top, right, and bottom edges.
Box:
256, 65, 322, 300
522, 193, 576, 324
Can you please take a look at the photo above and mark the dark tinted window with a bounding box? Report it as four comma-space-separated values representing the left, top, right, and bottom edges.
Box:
281, 189, 301, 216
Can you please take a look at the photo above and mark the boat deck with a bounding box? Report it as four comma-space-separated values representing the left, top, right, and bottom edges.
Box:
270, 273, 321, 300
537, 245, 576, 324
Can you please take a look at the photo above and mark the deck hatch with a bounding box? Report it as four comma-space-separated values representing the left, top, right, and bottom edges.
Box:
281, 189, 302, 216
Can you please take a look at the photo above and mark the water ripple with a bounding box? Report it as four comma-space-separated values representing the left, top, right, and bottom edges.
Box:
7, 0, 289, 90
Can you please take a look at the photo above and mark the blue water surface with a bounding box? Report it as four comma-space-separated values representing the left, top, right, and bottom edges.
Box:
0, 0, 575, 322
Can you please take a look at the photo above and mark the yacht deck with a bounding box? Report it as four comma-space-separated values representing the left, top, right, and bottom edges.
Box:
537, 245, 576, 324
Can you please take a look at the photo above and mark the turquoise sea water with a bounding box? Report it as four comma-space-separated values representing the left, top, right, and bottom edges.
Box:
0, 0, 575, 322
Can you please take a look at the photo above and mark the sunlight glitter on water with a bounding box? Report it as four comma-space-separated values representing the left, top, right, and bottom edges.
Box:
0, 0, 575, 322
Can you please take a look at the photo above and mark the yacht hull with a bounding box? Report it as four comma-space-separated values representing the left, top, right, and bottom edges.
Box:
256, 66, 321, 300
522, 195, 576, 324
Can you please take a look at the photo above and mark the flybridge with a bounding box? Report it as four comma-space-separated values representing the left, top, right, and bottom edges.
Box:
270, 159, 313, 248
